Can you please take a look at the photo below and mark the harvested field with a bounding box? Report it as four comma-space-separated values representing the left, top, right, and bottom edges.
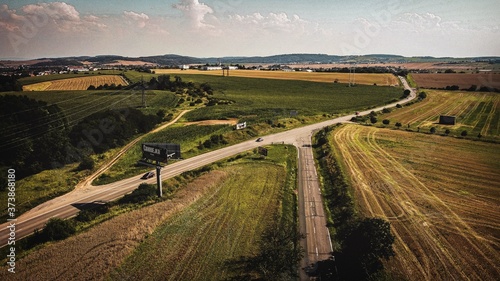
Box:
411, 73, 500, 89
0, 171, 228, 281
153, 69, 400, 86
110, 163, 285, 280
381, 90, 499, 139
331, 125, 500, 280
22, 75, 128, 91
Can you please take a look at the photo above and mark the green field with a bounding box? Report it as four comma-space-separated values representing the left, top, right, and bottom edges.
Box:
2, 90, 178, 126
109, 145, 299, 281
120, 71, 403, 120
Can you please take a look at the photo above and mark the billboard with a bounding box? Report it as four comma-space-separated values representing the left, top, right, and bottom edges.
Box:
236, 122, 247, 130
142, 143, 181, 162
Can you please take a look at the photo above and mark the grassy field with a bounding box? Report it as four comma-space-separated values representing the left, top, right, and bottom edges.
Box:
22, 75, 128, 91
153, 69, 400, 86
143, 73, 402, 122
110, 146, 296, 281
2, 90, 178, 126
411, 73, 500, 89
380, 90, 499, 139
0, 146, 298, 280
330, 125, 500, 280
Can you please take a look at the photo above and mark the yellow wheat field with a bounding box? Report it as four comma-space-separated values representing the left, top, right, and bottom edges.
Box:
23, 75, 128, 91
153, 69, 400, 86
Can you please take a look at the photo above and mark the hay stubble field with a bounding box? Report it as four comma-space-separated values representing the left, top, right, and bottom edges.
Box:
331, 125, 500, 280
22, 75, 128, 91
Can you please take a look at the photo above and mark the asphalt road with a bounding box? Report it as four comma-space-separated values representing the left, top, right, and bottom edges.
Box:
0, 77, 416, 277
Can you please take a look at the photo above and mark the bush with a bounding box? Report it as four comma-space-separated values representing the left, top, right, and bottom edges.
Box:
370, 116, 378, 124
430, 127, 436, 134
119, 183, 157, 204
77, 156, 95, 171
382, 119, 390, 125
418, 91, 427, 99
395, 122, 402, 128
42, 218, 76, 241
461, 130, 468, 137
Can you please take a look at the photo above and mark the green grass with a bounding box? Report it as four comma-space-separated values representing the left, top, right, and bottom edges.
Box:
121, 71, 403, 121
0, 163, 90, 221
2, 90, 178, 126
109, 145, 297, 281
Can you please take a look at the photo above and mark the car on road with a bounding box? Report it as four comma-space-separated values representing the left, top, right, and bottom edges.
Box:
256, 137, 263, 142
141, 171, 155, 179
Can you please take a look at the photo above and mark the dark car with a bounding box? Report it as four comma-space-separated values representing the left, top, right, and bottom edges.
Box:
256, 137, 263, 142
141, 171, 155, 179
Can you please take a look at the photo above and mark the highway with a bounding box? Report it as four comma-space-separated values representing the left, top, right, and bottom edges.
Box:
0, 77, 415, 279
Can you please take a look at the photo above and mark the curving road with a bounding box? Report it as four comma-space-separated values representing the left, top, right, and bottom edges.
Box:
1, 77, 416, 279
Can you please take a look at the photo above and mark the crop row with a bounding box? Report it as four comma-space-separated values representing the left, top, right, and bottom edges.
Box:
109, 163, 285, 280
331, 125, 500, 280
381, 90, 499, 138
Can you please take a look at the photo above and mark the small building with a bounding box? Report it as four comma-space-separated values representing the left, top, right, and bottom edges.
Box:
202, 66, 223, 71
439, 115, 456, 125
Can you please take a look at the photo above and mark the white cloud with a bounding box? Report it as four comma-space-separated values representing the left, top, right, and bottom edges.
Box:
228, 12, 310, 35
173, 0, 214, 29
123, 11, 149, 28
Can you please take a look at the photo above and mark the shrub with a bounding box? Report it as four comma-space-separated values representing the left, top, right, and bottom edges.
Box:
42, 218, 76, 241
418, 91, 427, 99
461, 130, 468, 137
119, 183, 157, 204
382, 119, 390, 125
77, 156, 95, 171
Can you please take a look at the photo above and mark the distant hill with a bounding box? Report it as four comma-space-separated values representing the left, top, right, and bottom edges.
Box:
1, 53, 498, 67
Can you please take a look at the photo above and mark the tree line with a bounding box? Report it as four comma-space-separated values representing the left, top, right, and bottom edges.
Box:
0, 95, 161, 182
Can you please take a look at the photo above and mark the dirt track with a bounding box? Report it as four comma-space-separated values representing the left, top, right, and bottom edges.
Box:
332, 125, 500, 280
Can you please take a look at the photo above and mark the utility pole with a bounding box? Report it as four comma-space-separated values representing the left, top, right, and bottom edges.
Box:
141, 75, 146, 108
155, 161, 162, 197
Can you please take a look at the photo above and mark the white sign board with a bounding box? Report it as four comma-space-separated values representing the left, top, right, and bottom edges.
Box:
236, 122, 247, 130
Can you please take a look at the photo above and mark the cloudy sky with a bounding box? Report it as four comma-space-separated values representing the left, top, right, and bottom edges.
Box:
1, 0, 499, 59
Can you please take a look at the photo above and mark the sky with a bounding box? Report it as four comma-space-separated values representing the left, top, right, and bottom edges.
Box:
0, 0, 499, 59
